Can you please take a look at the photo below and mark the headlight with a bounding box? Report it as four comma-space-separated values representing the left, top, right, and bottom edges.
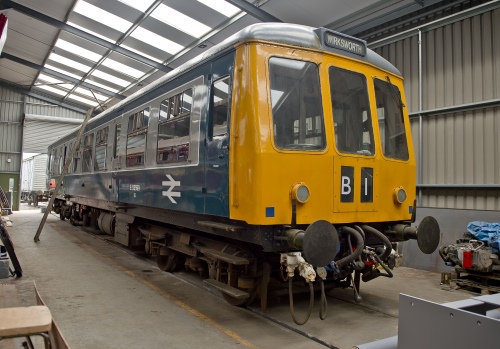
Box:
291, 183, 310, 203
393, 187, 407, 204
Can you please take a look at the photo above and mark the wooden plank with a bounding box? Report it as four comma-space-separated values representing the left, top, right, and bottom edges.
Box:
0, 306, 52, 337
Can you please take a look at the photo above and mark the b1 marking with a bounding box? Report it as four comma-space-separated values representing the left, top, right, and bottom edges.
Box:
162, 174, 181, 204
340, 167, 374, 203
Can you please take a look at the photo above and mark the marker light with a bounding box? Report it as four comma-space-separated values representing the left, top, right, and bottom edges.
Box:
291, 183, 310, 203
393, 187, 407, 204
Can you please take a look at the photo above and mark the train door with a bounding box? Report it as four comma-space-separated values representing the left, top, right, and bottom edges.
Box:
204, 54, 234, 216
110, 115, 123, 202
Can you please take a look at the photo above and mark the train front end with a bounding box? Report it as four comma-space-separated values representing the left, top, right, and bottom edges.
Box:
229, 27, 440, 317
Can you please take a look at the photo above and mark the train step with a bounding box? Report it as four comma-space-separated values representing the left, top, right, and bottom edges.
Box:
197, 220, 243, 232
203, 279, 249, 299
199, 248, 249, 265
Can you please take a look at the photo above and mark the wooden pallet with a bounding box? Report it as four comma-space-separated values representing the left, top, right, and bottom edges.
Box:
451, 268, 500, 295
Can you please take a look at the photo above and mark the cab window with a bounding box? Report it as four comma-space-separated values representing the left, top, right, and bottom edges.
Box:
374, 79, 409, 161
269, 57, 325, 151
329, 67, 374, 156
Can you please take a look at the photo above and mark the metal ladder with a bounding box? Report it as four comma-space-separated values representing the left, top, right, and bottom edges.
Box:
0, 186, 12, 215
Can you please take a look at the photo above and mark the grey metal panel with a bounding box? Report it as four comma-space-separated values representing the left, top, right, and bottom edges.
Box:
24, 95, 86, 119
24, 119, 80, 154
0, 86, 23, 173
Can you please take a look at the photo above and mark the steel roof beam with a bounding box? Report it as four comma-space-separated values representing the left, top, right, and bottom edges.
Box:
0, 79, 90, 114
225, 0, 282, 22
1, 53, 126, 100
0, 0, 171, 73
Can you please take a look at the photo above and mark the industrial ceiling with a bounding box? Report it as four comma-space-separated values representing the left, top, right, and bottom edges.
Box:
0, 0, 488, 115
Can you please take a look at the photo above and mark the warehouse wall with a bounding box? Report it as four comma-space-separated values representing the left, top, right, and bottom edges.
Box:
373, 7, 500, 211
0, 85, 85, 210
371, 5, 500, 271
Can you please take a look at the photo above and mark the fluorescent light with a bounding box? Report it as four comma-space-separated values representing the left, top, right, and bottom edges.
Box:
91, 70, 131, 87
45, 64, 84, 79
130, 27, 183, 55
48, 53, 92, 73
73, 0, 131, 33
55, 39, 102, 62
74, 87, 108, 101
117, 0, 155, 12
151, 4, 211, 38
195, 0, 240, 17
67, 93, 99, 106
101, 58, 145, 78
35, 85, 68, 96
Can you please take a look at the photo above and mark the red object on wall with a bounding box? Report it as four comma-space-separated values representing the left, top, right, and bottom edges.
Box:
0, 13, 8, 54
462, 249, 473, 269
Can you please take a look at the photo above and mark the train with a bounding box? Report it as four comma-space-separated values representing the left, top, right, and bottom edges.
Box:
47, 23, 440, 324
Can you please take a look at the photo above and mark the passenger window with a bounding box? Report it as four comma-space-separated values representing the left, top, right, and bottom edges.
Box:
269, 57, 326, 151
82, 134, 94, 173
210, 77, 230, 138
374, 79, 409, 160
114, 124, 121, 159
157, 89, 192, 164
72, 141, 81, 173
126, 108, 149, 167
329, 67, 374, 156
94, 127, 109, 171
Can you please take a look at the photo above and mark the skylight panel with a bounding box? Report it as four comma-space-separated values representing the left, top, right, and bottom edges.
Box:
120, 44, 163, 63
35, 85, 69, 96
90, 70, 131, 87
48, 53, 92, 73
83, 79, 120, 93
37, 74, 74, 89
74, 87, 108, 101
67, 93, 99, 106
117, 0, 155, 12
151, 4, 211, 38
101, 58, 145, 79
130, 27, 183, 55
45, 64, 83, 80
195, 0, 240, 17
67, 22, 115, 43
73, 0, 132, 33
55, 39, 102, 62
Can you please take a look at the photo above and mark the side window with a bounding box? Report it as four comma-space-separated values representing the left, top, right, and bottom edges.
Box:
94, 127, 109, 171
157, 89, 192, 164
51, 148, 58, 174
127, 108, 149, 167
58, 147, 63, 174
72, 140, 81, 173
210, 77, 230, 139
82, 133, 94, 173
329, 67, 374, 155
114, 124, 121, 159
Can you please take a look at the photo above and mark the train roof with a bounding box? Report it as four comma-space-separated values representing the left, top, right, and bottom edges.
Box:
74, 23, 400, 133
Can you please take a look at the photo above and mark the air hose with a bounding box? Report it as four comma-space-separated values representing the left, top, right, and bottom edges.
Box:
373, 253, 393, 278
335, 226, 364, 269
361, 225, 393, 261
319, 280, 327, 320
288, 279, 314, 325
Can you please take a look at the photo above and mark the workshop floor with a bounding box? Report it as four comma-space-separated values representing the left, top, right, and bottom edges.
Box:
1, 207, 471, 349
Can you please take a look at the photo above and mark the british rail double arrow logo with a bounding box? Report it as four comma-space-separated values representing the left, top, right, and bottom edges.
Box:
162, 174, 181, 204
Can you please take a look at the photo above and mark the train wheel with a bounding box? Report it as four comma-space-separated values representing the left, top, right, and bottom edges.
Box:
156, 247, 180, 272
59, 209, 65, 221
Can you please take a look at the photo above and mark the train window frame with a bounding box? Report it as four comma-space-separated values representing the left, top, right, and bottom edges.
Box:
94, 126, 109, 171
268, 56, 326, 152
82, 133, 94, 173
329, 66, 374, 156
126, 107, 150, 167
209, 76, 230, 140
157, 88, 193, 164
374, 78, 409, 161
71, 140, 81, 174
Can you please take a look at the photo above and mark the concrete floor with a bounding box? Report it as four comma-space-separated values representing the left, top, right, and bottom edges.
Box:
1, 207, 472, 349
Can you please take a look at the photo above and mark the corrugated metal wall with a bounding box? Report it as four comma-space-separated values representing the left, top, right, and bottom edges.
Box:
0, 85, 85, 209
373, 7, 500, 210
